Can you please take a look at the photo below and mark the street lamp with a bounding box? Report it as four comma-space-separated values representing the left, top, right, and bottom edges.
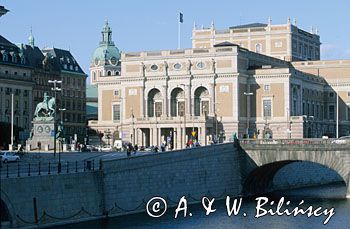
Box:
48, 80, 62, 159
244, 92, 253, 138
58, 108, 66, 173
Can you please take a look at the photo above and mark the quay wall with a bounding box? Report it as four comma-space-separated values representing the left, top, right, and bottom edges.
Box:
1, 143, 242, 228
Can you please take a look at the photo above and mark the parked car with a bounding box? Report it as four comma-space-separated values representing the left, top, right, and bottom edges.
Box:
0, 152, 20, 163
99, 145, 112, 152
331, 136, 350, 144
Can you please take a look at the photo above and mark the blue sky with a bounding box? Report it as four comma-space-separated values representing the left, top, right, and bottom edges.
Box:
1, 0, 350, 75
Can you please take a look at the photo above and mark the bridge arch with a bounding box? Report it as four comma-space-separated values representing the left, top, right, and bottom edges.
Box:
0, 190, 16, 226
242, 149, 349, 196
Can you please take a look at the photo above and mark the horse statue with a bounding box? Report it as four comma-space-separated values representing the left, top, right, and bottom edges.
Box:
34, 93, 56, 118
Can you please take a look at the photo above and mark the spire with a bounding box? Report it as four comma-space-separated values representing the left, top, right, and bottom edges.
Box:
193, 21, 196, 30
101, 20, 113, 45
310, 26, 314, 34
211, 20, 215, 29
287, 16, 291, 25
293, 18, 297, 26
28, 26, 35, 47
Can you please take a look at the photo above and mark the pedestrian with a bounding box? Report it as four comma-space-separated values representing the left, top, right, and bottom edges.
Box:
134, 144, 138, 154
160, 142, 165, 152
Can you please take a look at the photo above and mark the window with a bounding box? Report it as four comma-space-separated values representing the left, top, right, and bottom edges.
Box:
14, 72, 17, 75
107, 71, 111, 76
196, 61, 205, 69
255, 43, 262, 53
114, 90, 120, 96
329, 105, 335, 120
174, 63, 182, 70
23, 73, 26, 76
275, 41, 282, 48
264, 84, 270, 91
113, 104, 121, 121
263, 100, 272, 117
150, 64, 158, 71
329, 92, 334, 98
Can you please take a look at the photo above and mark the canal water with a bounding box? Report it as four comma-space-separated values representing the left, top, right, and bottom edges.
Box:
56, 183, 349, 229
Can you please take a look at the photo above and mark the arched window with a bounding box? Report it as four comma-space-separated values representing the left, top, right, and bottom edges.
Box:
98, 71, 101, 77
107, 70, 111, 76
92, 71, 96, 80
255, 43, 262, 53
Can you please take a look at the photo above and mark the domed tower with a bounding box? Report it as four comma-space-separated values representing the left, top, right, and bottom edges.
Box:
90, 20, 121, 84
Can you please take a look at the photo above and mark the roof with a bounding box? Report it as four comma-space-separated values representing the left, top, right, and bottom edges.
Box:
229, 23, 267, 29
42, 48, 86, 75
0, 35, 17, 48
18, 44, 45, 69
213, 42, 239, 47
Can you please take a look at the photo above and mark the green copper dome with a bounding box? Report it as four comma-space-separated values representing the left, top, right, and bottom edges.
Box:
91, 21, 120, 66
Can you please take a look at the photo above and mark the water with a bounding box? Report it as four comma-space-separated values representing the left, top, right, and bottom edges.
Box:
56, 184, 349, 229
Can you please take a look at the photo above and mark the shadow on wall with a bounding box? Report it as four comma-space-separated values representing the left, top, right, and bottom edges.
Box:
241, 160, 346, 197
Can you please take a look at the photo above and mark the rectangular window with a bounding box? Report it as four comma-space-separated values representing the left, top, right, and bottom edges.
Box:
329, 92, 334, 98
263, 100, 272, 117
264, 85, 270, 92
329, 105, 335, 120
113, 104, 121, 121
347, 105, 350, 121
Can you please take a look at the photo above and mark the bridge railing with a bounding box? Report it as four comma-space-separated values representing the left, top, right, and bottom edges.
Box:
239, 138, 346, 145
0, 159, 102, 179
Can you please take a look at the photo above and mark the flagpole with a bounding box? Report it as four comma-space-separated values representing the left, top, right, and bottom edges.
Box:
11, 93, 14, 148
178, 13, 181, 49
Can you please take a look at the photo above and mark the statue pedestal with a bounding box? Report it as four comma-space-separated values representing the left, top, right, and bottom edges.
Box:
28, 119, 55, 151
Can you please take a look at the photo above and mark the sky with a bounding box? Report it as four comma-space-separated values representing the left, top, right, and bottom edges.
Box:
1, 0, 350, 77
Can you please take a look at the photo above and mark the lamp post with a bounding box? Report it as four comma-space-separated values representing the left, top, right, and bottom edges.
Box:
244, 92, 253, 138
58, 108, 66, 173
48, 80, 62, 158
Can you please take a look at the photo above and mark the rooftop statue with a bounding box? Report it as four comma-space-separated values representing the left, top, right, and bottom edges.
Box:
33, 92, 55, 121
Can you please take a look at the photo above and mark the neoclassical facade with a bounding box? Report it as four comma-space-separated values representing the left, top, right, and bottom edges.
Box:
90, 21, 350, 149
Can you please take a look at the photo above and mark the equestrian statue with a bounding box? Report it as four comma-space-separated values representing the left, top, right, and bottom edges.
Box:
33, 92, 56, 120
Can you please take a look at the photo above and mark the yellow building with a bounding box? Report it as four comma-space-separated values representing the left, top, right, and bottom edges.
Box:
89, 21, 350, 149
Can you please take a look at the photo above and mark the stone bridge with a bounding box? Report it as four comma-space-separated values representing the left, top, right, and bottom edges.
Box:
1, 141, 350, 228
239, 141, 350, 198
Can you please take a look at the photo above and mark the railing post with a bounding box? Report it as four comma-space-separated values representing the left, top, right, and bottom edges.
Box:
83, 161, 86, 172
17, 161, 20, 177
48, 162, 51, 175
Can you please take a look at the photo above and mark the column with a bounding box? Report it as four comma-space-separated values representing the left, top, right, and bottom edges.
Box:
186, 84, 191, 116
210, 83, 215, 116
168, 96, 172, 117
162, 85, 168, 117
144, 89, 148, 118
176, 127, 182, 149
141, 86, 145, 118
200, 126, 206, 146
150, 128, 153, 146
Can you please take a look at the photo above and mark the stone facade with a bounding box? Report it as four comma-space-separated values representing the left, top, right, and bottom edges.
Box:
192, 19, 321, 61
90, 21, 350, 149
